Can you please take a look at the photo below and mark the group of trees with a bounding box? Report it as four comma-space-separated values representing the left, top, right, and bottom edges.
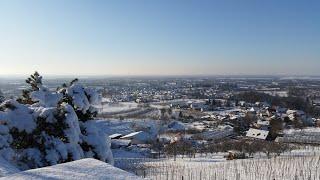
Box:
160, 108, 173, 120
161, 138, 290, 160
205, 139, 290, 158
233, 91, 320, 118
0, 72, 113, 170
164, 140, 195, 160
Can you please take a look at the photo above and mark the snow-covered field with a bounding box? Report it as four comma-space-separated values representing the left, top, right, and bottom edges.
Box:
99, 102, 139, 114
94, 118, 161, 138
137, 156, 320, 180
263, 91, 288, 97
98, 102, 161, 119
277, 128, 320, 144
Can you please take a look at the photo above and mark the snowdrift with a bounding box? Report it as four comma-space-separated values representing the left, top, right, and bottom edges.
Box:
0, 157, 20, 177
0, 158, 142, 180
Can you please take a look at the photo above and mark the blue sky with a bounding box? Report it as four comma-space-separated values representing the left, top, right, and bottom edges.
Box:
0, 0, 319, 76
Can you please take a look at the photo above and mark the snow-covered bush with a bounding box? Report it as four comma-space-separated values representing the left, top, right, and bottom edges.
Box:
0, 115, 14, 163
59, 79, 99, 121
80, 121, 114, 164
0, 100, 84, 169
58, 78, 113, 164
0, 72, 113, 170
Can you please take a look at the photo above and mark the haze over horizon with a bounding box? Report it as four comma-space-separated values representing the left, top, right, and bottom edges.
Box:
0, 0, 319, 76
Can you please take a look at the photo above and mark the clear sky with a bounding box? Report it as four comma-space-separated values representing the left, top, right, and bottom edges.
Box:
0, 0, 319, 76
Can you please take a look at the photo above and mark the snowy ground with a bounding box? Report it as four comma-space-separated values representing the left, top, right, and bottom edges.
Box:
262, 90, 288, 97
0, 158, 20, 177
0, 158, 142, 180
85, 118, 320, 180
93, 118, 161, 138
151, 99, 207, 106
98, 102, 139, 115
2, 116, 320, 180
135, 155, 320, 180
97, 102, 162, 119
113, 149, 320, 180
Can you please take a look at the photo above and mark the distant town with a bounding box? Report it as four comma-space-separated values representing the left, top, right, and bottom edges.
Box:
1, 76, 320, 179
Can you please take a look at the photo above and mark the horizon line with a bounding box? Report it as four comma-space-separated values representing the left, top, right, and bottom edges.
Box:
1, 73, 320, 79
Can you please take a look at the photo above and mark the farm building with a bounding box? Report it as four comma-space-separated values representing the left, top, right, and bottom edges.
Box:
199, 125, 234, 141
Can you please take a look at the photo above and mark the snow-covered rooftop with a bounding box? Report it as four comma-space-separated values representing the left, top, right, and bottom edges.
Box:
246, 128, 269, 140
0, 158, 142, 180
121, 131, 143, 139
109, 133, 123, 139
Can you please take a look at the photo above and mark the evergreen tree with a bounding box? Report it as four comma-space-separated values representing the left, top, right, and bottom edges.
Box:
30, 103, 83, 167
0, 103, 14, 163
58, 78, 98, 121
17, 72, 42, 105
0, 73, 84, 169
0, 72, 113, 169
269, 118, 283, 140
59, 79, 113, 164
1, 99, 83, 169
